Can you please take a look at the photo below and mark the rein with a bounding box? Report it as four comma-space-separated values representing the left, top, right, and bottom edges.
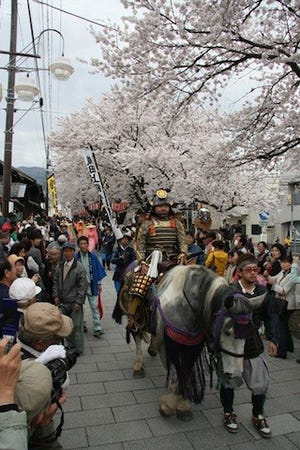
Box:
220, 347, 244, 358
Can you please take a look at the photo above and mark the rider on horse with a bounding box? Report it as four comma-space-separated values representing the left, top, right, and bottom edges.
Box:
136, 189, 188, 275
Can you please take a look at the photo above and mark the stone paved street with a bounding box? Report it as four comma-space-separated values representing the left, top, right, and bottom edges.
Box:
57, 270, 300, 450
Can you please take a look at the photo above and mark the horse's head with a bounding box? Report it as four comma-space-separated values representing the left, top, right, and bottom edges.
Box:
224, 292, 266, 314
214, 291, 266, 382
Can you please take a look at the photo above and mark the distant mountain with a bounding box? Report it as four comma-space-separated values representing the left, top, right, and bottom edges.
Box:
17, 166, 47, 188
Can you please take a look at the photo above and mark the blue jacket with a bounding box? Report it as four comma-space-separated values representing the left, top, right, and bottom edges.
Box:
75, 251, 106, 296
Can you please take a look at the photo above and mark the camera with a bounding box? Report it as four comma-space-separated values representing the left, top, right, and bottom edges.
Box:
46, 351, 77, 403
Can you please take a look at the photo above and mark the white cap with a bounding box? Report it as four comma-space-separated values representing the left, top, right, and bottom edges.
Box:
9, 278, 42, 305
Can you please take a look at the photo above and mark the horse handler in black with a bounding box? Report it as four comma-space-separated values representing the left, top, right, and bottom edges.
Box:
218, 254, 277, 438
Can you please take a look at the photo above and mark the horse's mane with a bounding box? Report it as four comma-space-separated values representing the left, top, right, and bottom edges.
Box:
157, 264, 231, 327
157, 265, 189, 295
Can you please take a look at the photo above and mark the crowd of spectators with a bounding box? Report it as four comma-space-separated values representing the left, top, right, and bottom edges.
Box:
0, 212, 299, 447
187, 224, 300, 364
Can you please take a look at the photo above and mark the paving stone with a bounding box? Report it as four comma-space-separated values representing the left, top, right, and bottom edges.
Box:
79, 353, 116, 363
123, 364, 167, 379
186, 424, 252, 448
229, 434, 299, 449
63, 396, 82, 412
146, 411, 209, 436
67, 382, 105, 397
62, 408, 114, 429
58, 427, 88, 448
264, 394, 300, 416
96, 359, 134, 371
150, 375, 168, 388
68, 372, 78, 384
123, 432, 194, 450
104, 377, 154, 393
113, 402, 159, 422
77, 369, 125, 384
194, 393, 223, 411
65, 445, 123, 450
270, 368, 300, 382
114, 351, 139, 361
268, 380, 300, 398
90, 348, 117, 359
92, 344, 135, 353
286, 430, 300, 448
71, 362, 98, 373
133, 387, 167, 404
81, 391, 136, 410
86, 420, 152, 445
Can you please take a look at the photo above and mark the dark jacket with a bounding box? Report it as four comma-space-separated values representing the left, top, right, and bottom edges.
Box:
53, 259, 87, 305
27, 246, 45, 276
111, 244, 136, 281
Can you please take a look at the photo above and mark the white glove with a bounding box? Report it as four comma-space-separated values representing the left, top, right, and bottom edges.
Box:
36, 344, 66, 365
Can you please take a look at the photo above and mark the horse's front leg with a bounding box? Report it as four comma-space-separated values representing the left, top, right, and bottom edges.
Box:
148, 334, 158, 357
158, 366, 193, 421
133, 332, 145, 378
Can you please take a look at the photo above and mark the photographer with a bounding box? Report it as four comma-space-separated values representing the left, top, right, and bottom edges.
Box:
0, 338, 27, 450
14, 358, 66, 450
18, 302, 73, 358
18, 302, 74, 449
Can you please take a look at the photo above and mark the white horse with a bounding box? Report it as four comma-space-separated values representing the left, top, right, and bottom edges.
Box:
116, 263, 262, 421
152, 265, 264, 421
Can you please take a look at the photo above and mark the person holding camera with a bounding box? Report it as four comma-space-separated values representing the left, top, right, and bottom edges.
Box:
0, 336, 64, 450
16, 358, 66, 450
18, 302, 73, 358
0, 338, 27, 450
17, 302, 74, 449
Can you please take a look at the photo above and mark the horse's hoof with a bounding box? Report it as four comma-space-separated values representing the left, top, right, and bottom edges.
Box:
159, 403, 175, 417
176, 409, 193, 422
158, 392, 179, 417
148, 346, 158, 357
133, 368, 145, 379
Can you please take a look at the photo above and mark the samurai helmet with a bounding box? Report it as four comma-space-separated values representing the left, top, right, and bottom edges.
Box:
150, 189, 173, 207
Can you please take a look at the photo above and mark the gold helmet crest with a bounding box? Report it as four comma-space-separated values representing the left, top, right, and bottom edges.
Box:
150, 189, 173, 207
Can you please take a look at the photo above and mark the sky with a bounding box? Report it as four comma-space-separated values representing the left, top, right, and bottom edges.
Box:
0, 0, 258, 171
0, 0, 126, 168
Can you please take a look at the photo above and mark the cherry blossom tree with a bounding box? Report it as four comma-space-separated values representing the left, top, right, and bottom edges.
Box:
50, 89, 278, 215
89, 0, 300, 167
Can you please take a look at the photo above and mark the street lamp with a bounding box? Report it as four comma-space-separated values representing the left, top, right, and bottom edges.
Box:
15, 75, 39, 101
15, 28, 74, 101
1, 3, 74, 217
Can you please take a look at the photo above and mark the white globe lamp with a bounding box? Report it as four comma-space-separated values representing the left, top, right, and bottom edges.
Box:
15, 76, 39, 101
49, 56, 74, 81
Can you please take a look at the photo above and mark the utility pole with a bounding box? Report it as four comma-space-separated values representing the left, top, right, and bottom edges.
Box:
2, 0, 18, 217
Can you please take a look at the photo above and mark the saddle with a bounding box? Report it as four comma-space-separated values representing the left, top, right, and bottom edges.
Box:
157, 255, 178, 275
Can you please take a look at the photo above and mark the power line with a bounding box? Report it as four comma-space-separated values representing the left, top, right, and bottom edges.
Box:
26, 0, 48, 163
32, 0, 109, 28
